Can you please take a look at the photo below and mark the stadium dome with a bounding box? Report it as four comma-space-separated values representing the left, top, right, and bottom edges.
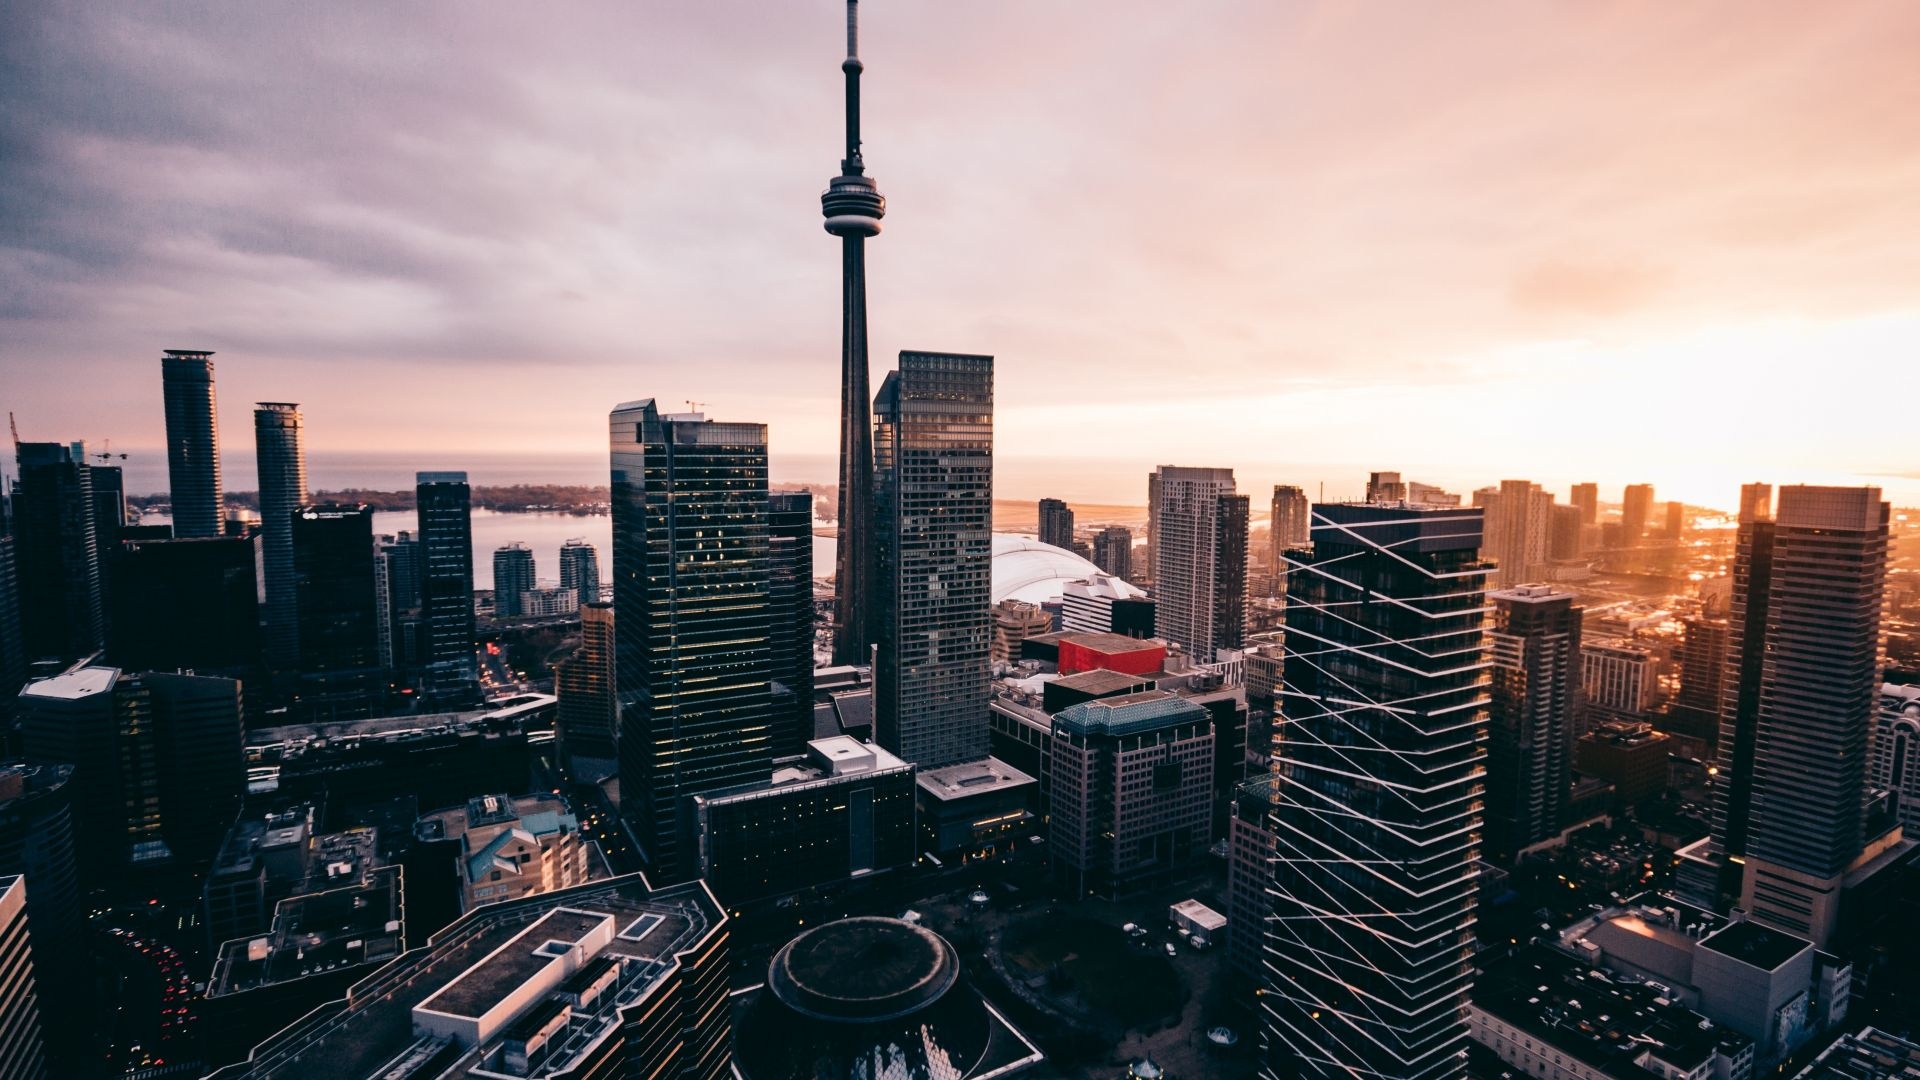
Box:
991, 535, 1144, 606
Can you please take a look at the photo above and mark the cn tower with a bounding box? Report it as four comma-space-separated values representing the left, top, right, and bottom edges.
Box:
824, 0, 885, 665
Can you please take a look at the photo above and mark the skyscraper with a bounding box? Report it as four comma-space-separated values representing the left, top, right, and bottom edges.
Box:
873, 352, 994, 770
1620, 482, 1655, 543
612, 401, 772, 883
145, 671, 245, 865
1269, 484, 1309, 575
417, 471, 478, 696
1260, 502, 1489, 1080
768, 490, 816, 758
0, 876, 48, 1080
1569, 482, 1599, 526
1485, 584, 1582, 860
1037, 498, 1074, 551
109, 532, 260, 673
1738, 482, 1773, 524
17, 666, 170, 879
161, 349, 223, 537
1148, 466, 1247, 661
377, 530, 422, 668
1091, 525, 1133, 580
254, 402, 307, 668
9, 442, 103, 662
492, 542, 535, 617
0, 498, 26, 722
556, 601, 617, 763
1480, 478, 1553, 587
1726, 486, 1889, 946
558, 537, 599, 608
294, 504, 382, 718
0, 763, 79, 1073
824, 0, 887, 667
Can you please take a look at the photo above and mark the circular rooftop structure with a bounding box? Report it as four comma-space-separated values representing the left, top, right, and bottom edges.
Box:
991, 535, 1143, 606
739, 917, 995, 1080
768, 916, 960, 1022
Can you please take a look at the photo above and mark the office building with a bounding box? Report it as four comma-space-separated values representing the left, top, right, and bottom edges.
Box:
1037, 497, 1074, 550
1873, 683, 1920, 836
1269, 484, 1309, 575
916, 756, 1037, 860
207, 874, 732, 1080
418, 792, 593, 912
1570, 482, 1599, 525
873, 352, 994, 770
0, 764, 80, 1070
1143, 471, 1159, 587
418, 472, 479, 698
1621, 483, 1655, 543
611, 401, 772, 884
1148, 465, 1247, 661
1738, 482, 1773, 524
733, 915, 1041, 1080
558, 537, 599, 608
16, 666, 170, 877
110, 532, 261, 673
1485, 584, 1582, 860
1091, 525, 1132, 579
1365, 470, 1407, 503
293, 505, 381, 715
767, 491, 815, 758
0, 503, 22, 722
692, 736, 916, 905
1670, 615, 1730, 742
1227, 774, 1277, 980
0, 876, 47, 1080
824, 0, 887, 669
991, 600, 1054, 666
1582, 638, 1660, 717
1260, 502, 1489, 1080
161, 349, 223, 537
89, 461, 125, 571
9, 442, 104, 662
1049, 691, 1212, 897
1059, 573, 1150, 636
492, 543, 536, 617
1577, 719, 1671, 808
377, 530, 423, 669
556, 602, 617, 763
146, 671, 246, 864
254, 403, 307, 668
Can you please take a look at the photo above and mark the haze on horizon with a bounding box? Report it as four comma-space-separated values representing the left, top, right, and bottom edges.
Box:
4, 2, 1919, 509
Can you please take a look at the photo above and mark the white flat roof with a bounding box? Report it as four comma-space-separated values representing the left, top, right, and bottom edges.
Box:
21, 667, 117, 701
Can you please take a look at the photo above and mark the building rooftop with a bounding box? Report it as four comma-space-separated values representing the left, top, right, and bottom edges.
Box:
1473, 945, 1751, 1079
694, 739, 910, 808
1698, 919, 1811, 972
992, 535, 1138, 606
916, 757, 1038, 803
1053, 690, 1212, 738
1057, 631, 1163, 655
19, 666, 118, 702
1792, 1026, 1920, 1079
212, 875, 723, 1080
1052, 669, 1152, 696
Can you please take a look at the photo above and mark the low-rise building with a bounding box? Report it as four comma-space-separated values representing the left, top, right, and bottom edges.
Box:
417, 793, 593, 912
916, 757, 1037, 864
1576, 719, 1672, 809
1791, 1027, 1920, 1079
991, 600, 1055, 666
692, 737, 916, 905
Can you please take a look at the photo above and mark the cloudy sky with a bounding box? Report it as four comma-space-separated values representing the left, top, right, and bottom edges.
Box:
4, 2, 1919, 505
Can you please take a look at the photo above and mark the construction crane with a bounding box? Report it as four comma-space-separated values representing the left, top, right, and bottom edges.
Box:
684, 400, 708, 415
92, 438, 128, 463
7, 412, 17, 449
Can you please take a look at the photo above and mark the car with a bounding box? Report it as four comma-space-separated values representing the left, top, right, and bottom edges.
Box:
1165, 942, 1178, 957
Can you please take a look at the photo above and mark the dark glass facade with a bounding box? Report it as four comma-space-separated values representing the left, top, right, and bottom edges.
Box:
417, 472, 478, 696
9, 442, 103, 663
254, 403, 308, 669
767, 491, 816, 758
612, 401, 772, 884
161, 349, 223, 538
1037, 497, 1074, 550
1260, 502, 1489, 1080
110, 533, 261, 674
873, 352, 994, 770
293, 505, 382, 718
694, 759, 915, 905
1484, 586, 1581, 861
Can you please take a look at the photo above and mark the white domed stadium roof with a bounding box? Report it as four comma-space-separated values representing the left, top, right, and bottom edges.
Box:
991, 535, 1144, 606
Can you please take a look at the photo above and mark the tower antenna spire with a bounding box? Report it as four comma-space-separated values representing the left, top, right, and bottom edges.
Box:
841, 0, 865, 174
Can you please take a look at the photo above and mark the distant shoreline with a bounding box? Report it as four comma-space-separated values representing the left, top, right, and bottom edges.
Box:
126, 481, 839, 519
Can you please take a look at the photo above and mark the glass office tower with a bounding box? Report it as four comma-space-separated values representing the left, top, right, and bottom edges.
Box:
611, 400, 772, 883
416, 471, 478, 699
161, 349, 223, 538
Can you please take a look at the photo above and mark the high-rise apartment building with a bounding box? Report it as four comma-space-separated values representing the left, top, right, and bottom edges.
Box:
376, 530, 422, 669
1621, 483, 1655, 543
1037, 498, 1074, 551
612, 401, 772, 883
110, 532, 260, 673
294, 505, 382, 718
1148, 466, 1247, 661
417, 471, 478, 695
558, 537, 599, 608
1269, 485, 1309, 574
1365, 470, 1407, 503
556, 602, 617, 763
1569, 482, 1599, 526
254, 403, 307, 668
1260, 502, 1489, 1080
1143, 471, 1159, 587
1666, 500, 1686, 539
1733, 486, 1889, 946
1091, 525, 1133, 580
161, 349, 223, 538
1581, 639, 1659, 717
89, 462, 125, 561
491, 542, 535, 617
0, 876, 47, 1080
10, 442, 104, 662
767, 491, 815, 758
1481, 479, 1554, 586
1549, 503, 1583, 559
873, 352, 994, 770
1671, 615, 1730, 738
1873, 683, 1920, 838
1485, 585, 1582, 860
1738, 482, 1772, 524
